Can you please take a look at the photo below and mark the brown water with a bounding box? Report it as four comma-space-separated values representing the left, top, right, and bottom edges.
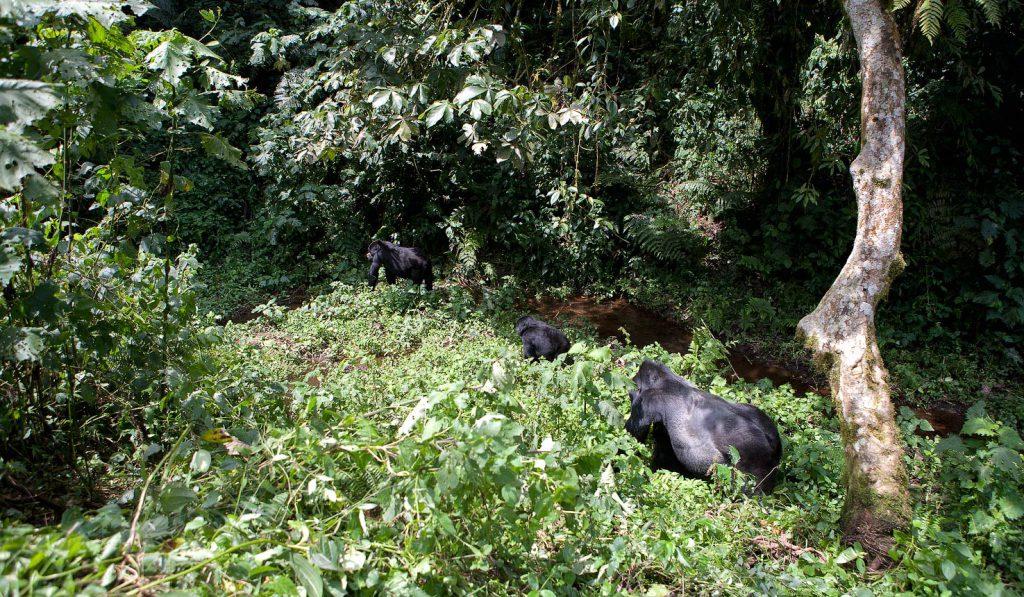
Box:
909, 401, 965, 437
530, 296, 825, 395
529, 296, 966, 436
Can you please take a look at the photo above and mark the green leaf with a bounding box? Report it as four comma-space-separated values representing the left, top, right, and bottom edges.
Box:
2, 0, 150, 28
935, 434, 964, 454
0, 250, 22, 285
291, 554, 323, 597
453, 85, 486, 105
159, 483, 196, 513
423, 101, 452, 127
190, 449, 211, 473
597, 399, 623, 427
340, 547, 366, 572
915, 0, 944, 43
970, 509, 996, 533
13, 327, 44, 362
835, 546, 860, 564
998, 492, 1024, 520
991, 447, 1021, 472
960, 417, 996, 436
369, 90, 390, 108
184, 36, 222, 62
199, 133, 246, 169
998, 428, 1024, 450
145, 38, 191, 86
177, 95, 218, 130
965, 401, 986, 420
0, 80, 60, 133
587, 346, 611, 362
941, 559, 956, 580
0, 130, 55, 192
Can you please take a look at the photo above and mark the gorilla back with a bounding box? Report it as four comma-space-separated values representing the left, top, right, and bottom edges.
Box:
515, 316, 571, 361
624, 359, 782, 493
367, 240, 434, 290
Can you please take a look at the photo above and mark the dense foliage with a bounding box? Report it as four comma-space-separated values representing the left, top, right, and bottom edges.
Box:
161, 0, 1023, 355
2, 282, 1023, 594
2, 0, 1023, 595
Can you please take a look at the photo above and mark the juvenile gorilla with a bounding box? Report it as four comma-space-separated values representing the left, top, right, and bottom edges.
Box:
515, 316, 570, 361
366, 240, 434, 291
624, 359, 782, 493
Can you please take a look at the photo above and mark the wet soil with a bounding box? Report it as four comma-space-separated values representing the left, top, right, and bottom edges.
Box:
530, 295, 964, 435
226, 286, 310, 324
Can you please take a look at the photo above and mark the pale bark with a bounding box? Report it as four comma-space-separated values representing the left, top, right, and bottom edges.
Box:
796, 0, 910, 555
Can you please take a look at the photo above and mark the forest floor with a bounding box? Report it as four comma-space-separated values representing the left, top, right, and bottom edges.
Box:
4, 279, 1021, 594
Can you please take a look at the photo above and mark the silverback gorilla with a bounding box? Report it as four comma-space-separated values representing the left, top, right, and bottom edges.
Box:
366, 240, 434, 291
515, 316, 570, 361
624, 359, 782, 493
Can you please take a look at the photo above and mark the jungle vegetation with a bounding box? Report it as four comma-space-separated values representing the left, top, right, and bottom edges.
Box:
1, 0, 1022, 594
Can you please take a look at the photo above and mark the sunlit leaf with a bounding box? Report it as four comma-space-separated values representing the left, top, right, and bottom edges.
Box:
0, 80, 60, 133
291, 554, 323, 597
199, 133, 247, 169
453, 85, 486, 105
0, 130, 54, 192
146, 37, 191, 86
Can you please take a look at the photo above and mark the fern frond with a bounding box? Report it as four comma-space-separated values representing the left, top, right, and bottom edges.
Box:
945, 0, 971, 41
624, 214, 695, 263
892, 0, 915, 10
456, 232, 480, 273
974, 0, 1001, 24
915, 0, 945, 42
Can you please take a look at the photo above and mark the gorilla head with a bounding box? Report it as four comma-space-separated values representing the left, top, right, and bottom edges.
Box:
366, 240, 385, 262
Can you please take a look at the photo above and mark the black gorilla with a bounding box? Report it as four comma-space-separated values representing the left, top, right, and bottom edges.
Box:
366, 240, 434, 291
624, 359, 783, 493
515, 316, 571, 361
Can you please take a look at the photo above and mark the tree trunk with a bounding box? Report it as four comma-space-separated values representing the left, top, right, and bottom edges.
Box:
796, 0, 910, 557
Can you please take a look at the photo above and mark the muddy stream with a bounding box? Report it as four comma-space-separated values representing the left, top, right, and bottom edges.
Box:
531, 296, 964, 436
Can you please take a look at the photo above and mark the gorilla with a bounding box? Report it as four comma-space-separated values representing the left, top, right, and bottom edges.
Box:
515, 316, 571, 361
366, 240, 434, 291
624, 359, 782, 493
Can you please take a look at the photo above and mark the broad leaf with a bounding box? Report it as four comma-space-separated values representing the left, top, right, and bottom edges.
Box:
468, 98, 491, 120
199, 133, 246, 169
291, 554, 323, 597
0, 80, 59, 133
177, 95, 217, 130
0, 130, 55, 191
453, 85, 486, 105
423, 101, 452, 128
999, 492, 1024, 520
0, 248, 23, 285
190, 449, 212, 473
159, 483, 196, 513
0, 0, 150, 28
961, 417, 996, 437
991, 447, 1021, 472
146, 38, 191, 86
13, 327, 44, 362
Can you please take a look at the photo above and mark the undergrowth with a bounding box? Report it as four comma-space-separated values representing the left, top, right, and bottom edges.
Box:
1, 281, 1021, 594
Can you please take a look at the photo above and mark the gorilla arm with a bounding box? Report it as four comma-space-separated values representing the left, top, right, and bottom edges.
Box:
368, 255, 383, 289
624, 394, 663, 444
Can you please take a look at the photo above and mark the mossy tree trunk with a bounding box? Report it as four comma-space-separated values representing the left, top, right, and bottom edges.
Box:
796, 0, 911, 556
